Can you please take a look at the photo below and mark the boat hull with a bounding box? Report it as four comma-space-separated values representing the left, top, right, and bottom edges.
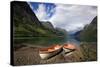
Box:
63, 48, 76, 56
39, 48, 62, 60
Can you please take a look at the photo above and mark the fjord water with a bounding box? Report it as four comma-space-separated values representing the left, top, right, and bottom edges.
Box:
66, 34, 80, 46
15, 34, 80, 47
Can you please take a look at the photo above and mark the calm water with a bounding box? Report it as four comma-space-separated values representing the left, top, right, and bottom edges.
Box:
66, 35, 80, 46
14, 35, 80, 47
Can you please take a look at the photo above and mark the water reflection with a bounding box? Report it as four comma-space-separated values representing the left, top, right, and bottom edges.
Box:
66, 35, 80, 46
14, 34, 80, 47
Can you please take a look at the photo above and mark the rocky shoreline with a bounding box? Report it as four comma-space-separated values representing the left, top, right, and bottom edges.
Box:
13, 42, 97, 66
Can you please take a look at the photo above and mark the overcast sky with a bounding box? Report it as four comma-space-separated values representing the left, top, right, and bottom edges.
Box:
28, 2, 97, 33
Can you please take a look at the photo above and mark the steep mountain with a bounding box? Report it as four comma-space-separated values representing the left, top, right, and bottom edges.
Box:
79, 16, 97, 42
12, 1, 67, 41
41, 21, 68, 37
41, 21, 54, 29
12, 1, 45, 37
74, 30, 82, 36
55, 27, 67, 36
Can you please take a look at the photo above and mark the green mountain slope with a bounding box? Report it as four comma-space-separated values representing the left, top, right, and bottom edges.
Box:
12, 1, 67, 37
79, 16, 97, 42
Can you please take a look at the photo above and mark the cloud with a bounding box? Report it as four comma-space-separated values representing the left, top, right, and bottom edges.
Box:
29, 2, 97, 33
33, 4, 48, 21
49, 4, 97, 32
28, 2, 56, 21
28, 2, 48, 21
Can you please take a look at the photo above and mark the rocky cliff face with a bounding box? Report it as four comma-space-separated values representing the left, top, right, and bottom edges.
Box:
12, 1, 45, 37
12, 1, 42, 26
12, 1, 67, 42
41, 21, 54, 29
75, 16, 97, 42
